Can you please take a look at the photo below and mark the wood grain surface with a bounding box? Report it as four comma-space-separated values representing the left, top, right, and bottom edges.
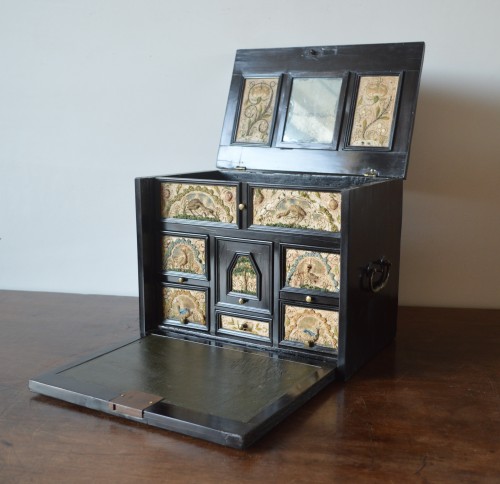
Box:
1, 290, 499, 483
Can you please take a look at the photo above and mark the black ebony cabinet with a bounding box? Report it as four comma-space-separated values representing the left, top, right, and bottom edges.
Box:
30, 42, 425, 449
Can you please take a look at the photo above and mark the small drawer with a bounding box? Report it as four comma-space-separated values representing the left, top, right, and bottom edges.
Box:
160, 181, 238, 225
162, 233, 208, 280
283, 247, 340, 294
281, 302, 339, 352
162, 285, 208, 329
251, 187, 341, 232
217, 313, 271, 341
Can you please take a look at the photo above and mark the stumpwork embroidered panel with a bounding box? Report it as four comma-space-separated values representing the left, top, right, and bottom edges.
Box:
235, 78, 279, 144
285, 249, 340, 293
253, 188, 341, 232
162, 236, 206, 276
230, 255, 258, 296
220, 315, 269, 337
349, 75, 400, 147
161, 183, 237, 224
284, 305, 339, 349
163, 287, 206, 326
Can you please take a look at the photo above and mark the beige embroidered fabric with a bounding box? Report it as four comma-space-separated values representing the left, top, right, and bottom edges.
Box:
220, 315, 269, 338
284, 305, 339, 349
285, 249, 340, 293
161, 183, 237, 224
235, 77, 279, 144
163, 287, 206, 326
349, 75, 400, 147
252, 188, 341, 232
162, 236, 206, 276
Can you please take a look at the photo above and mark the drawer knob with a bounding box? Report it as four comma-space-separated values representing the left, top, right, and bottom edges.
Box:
178, 277, 186, 283
240, 323, 249, 331
305, 295, 313, 303
238, 298, 246, 305
305, 340, 315, 348
238, 203, 246, 211
180, 317, 188, 324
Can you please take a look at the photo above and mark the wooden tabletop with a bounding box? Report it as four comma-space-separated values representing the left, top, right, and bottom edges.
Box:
1, 290, 499, 483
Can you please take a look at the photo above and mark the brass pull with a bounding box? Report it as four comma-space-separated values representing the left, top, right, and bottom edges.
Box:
305, 295, 313, 303
238, 298, 246, 305
180, 317, 188, 324
238, 203, 246, 211
239, 323, 249, 331
178, 277, 186, 283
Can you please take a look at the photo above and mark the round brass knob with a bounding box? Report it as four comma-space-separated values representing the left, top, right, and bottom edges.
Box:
178, 277, 186, 283
305, 340, 315, 348
238, 298, 246, 305
240, 323, 249, 331
238, 203, 246, 211
180, 317, 188, 324
305, 295, 313, 303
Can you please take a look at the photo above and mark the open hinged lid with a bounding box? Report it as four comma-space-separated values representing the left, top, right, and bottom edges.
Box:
217, 42, 425, 178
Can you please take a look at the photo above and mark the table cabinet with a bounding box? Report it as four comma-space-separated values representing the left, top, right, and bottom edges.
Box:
30, 42, 424, 449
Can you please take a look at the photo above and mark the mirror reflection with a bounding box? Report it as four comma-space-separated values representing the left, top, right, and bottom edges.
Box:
283, 77, 342, 144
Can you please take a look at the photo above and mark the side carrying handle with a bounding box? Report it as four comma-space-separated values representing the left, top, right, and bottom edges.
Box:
365, 258, 392, 293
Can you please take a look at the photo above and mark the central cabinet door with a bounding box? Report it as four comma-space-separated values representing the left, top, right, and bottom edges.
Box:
215, 238, 273, 314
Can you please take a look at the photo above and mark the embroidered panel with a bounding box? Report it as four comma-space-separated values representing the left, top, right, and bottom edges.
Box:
230, 255, 258, 296
162, 287, 206, 326
162, 236, 206, 276
283, 305, 339, 349
252, 188, 341, 232
349, 75, 400, 148
235, 77, 279, 144
161, 183, 237, 224
220, 315, 269, 338
285, 249, 340, 293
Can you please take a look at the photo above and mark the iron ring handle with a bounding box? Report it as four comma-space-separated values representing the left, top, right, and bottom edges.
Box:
366, 258, 391, 293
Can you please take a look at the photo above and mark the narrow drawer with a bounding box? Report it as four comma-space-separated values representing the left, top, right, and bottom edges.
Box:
218, 313, 271, 340
251, 187, 341, 232
281, 303, 339, 352
162, 285, 208, 329
160, 182, 238, 225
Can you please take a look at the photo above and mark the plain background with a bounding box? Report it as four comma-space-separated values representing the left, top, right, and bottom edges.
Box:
1, 0, 499, 308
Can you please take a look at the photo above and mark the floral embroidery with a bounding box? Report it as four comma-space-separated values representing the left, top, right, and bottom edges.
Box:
350, 76, 400, 147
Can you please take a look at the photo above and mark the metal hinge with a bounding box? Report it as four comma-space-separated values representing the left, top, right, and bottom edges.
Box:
363, 168, 379, 177
108, 391, 163, 418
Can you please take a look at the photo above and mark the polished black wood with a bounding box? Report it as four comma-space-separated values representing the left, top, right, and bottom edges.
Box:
217, 42, 425, 178
5, 292, 499, 481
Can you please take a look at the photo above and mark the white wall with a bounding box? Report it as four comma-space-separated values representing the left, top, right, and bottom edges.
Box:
1, 0, 499, 308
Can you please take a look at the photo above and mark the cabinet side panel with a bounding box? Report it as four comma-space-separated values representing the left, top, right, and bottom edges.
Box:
136, 177, 159, 335
340, 179, 403, 380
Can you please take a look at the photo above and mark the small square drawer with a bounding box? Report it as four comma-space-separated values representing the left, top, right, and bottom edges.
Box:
160, 181, 238, 225
162, 285, 208, 329
162, 233, 208, 280
281, 303, 339, 352
217, 312, 271, 341
283, 247, 340, 294
251, 187, 341, 232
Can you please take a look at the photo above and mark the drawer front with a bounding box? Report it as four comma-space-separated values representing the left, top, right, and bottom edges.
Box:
162, 286, 207, 327
160, 182, 237, 225
162, 234, 207, 278
219, 314, 270, 339
252, 187, 341, 232
282, 304, 339, 350
284, 248, 340, 293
